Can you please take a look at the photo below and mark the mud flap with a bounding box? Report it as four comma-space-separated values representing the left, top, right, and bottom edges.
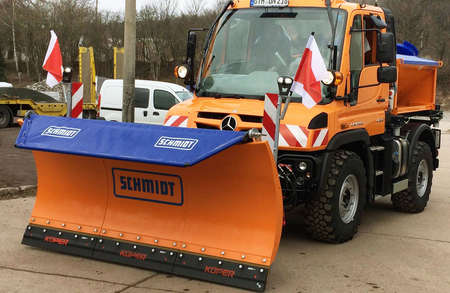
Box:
16, 115, 283, 291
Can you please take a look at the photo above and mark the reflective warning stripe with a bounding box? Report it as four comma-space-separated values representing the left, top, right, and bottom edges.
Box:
262, 93, 280, 150
279, 124, 309, 148
164, 115, 188, 127
71, 82, 83, 119
312, 129, 329, 147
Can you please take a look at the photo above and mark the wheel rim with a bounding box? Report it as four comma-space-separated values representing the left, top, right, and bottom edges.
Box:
339, 174, 359, 224
0, 111, 5, 124
416, 159, 429, 198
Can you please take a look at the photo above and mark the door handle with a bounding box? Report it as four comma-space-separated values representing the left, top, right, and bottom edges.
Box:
143, 111, 148, 117
376, 98, 386, 103
153, 112, 160, 116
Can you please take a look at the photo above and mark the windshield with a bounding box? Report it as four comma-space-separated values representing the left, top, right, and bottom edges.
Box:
197, 8, 347, 100
175, 91, 193, 101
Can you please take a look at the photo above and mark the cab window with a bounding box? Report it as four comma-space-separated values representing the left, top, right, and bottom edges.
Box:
154, 90, 178, 110
364, 15, 378, 65
134, 88, 150, 108
350, 15, 363, 89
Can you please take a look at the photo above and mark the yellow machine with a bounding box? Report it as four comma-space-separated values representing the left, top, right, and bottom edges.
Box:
113, 47, 125, 79
17, 0, 443, 291
79, 46, 98, 118
0, 88, 66, 128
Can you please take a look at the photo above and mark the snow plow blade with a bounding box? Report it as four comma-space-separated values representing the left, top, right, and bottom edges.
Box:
16, 115, 283, 292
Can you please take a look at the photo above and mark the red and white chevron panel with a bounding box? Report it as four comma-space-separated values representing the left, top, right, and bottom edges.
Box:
164, 115, 188, 127
312, 128, 329, 147
71, 82, 83, 119
279, 124, 309, 147
262, 93, 280, 150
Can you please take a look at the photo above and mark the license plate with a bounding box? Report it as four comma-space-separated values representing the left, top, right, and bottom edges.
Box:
250, 0, 289, 7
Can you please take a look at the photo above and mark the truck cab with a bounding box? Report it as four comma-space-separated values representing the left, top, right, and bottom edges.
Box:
169, 0, 442, 244
170, 0, 394, 140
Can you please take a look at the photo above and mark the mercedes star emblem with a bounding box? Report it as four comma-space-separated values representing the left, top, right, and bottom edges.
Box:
221, 116, 237, 131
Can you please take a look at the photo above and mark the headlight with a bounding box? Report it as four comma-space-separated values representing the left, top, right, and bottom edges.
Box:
322, 71, 335, 86
298, 161, 308, 171
175, 65, 188, 79
322, 71, 344, 86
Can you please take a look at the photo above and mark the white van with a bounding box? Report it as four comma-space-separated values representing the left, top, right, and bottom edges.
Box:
99, 79, 192, 125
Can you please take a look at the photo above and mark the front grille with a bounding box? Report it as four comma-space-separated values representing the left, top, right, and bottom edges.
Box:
196, 123, 220, 130
197, 112, 262, 123
239, 114, 262, 123
197, 112, 228, 120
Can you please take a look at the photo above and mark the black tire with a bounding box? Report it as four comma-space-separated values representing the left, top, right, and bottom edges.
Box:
83, 110, 97, 120
391, 142, 433, 213
0, 105, 11, 128
304, 150, 367, 243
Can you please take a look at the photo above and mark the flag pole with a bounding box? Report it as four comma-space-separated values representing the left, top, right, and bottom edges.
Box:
280, 92, 291, 120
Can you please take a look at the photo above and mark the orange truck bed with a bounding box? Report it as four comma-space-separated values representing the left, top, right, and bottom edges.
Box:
392, 54, 443, 115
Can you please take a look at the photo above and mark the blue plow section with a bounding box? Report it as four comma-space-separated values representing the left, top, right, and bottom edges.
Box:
15, 114, 247, 167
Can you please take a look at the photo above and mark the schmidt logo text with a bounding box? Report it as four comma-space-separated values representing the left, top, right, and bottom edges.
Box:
41, 126, 81, 139
112, 168, 183, 206
154, 136, 198, 151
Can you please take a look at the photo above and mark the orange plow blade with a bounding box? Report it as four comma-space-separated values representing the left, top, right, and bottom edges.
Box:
16, 115, 283, 291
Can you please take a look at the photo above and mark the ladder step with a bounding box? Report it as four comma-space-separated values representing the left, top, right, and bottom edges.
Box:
376, 170, 384, 176
370, 146, 385, 152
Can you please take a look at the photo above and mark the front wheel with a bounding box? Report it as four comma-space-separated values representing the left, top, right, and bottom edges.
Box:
304, 150, 366, 243
392, 141, 433, 213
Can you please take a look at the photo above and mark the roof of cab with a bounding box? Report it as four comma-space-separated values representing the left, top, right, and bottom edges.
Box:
231, 0, 383, 13
101, 79, 188, 93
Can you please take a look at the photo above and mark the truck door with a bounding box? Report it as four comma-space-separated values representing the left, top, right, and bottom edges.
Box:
346, 12, 389, 136
133, 87, 151, 124
151, 89, 179, 125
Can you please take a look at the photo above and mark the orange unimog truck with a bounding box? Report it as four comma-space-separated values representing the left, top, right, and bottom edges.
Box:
172, 0, 443, 243
16, 0, 443, 291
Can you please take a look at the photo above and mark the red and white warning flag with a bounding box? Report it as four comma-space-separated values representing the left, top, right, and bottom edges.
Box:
291, 34, 329, 109
71, 82, 83, 119
42, 30, 63, 88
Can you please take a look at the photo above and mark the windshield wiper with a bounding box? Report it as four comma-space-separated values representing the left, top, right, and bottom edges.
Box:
325, 0, 337, 70
196, 1, 233, 91
216, 9, 237, 35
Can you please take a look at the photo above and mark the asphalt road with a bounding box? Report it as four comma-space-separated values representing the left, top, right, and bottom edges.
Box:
0, 126, 36, 188
0, 118, 449, 293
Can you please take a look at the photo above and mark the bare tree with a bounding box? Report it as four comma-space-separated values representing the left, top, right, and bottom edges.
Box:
11, 0, 20, 81
185, 0, 205, 16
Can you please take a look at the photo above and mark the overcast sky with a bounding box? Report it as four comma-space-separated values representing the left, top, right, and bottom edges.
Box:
97, 0, 217, 14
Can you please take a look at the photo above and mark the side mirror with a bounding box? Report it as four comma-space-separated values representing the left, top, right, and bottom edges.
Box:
185, 31, 197, 86
370, 15, 387, 29
377, 66, 397, 83
377, 32, 396, 64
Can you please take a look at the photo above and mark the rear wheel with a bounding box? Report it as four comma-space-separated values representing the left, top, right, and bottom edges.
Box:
392, 142, 433, 213
0, 105, 11, 128
304, 150, 366, 243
